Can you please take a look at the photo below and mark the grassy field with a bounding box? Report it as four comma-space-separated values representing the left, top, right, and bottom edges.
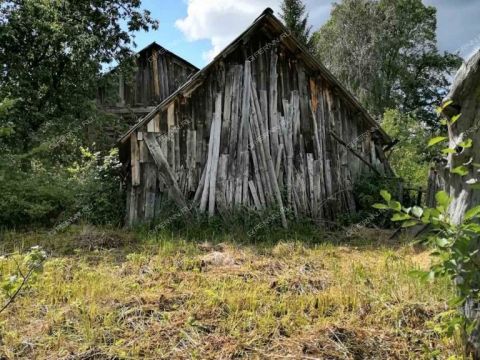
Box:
0, 225, 459, 359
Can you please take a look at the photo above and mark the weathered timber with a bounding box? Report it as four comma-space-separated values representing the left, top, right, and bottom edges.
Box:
329, 130, 381, 176
119, 8, 392, 227
144, 133, 188, 211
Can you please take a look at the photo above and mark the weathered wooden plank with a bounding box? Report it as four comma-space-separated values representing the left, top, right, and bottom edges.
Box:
217, 154, 229, 214
144, 133, 188, 210
250, 82, 274, 206
131, 133, 141, 187
128, 186, 139, 226
186, 129, 197, 191
248, 125, 266, 208
307, 153, 315, 217
249, 181, 262, 211
221, 67, 234, 154
269, 49, 280, 162
208, 93, 223, 217
251, 77, 288, 229
330, 130, 380, 175
139, 140, 149, 163
194, 165, 207, 204
152, 49, 160, 99
143, 162, 157, 221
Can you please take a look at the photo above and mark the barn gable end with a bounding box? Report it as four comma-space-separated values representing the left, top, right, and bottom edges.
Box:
119, 8, 393, 227
98, 42, 198, 117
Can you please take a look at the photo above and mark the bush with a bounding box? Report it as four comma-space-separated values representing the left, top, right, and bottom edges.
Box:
343, 172, 418, 227
70, 147, 125, 226
0, 161, 76, 228
0, 148, 125, 230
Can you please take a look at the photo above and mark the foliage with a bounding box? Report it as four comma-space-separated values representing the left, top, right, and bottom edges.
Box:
0, 160, 77, 229
0, 246, 47, 314
0, 0, 151, 230
345, 172, 415, 228
0, 148, 125, 229
279, 0, 312, 48
69, 148, 125, 226
382, 109, 431, 187
0, 0, 158, 152
312, 0, 461, 128
374, 104, 480, 355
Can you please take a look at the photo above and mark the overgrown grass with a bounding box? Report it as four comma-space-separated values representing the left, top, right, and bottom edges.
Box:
0, 225, 459, 359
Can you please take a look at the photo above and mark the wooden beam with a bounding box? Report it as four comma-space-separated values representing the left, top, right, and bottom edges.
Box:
329, 130, 380, 176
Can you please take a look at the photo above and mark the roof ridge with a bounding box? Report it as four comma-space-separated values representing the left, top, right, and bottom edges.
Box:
118, 8, 390, 144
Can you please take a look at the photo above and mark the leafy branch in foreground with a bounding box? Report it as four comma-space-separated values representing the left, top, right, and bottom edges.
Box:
0, 247, 47, 314
374, 102, 480, 356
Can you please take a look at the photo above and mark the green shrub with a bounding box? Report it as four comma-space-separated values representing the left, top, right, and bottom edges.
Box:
0, 148, 125, 230
70, 147, 125, 226
0, 165, 76, 229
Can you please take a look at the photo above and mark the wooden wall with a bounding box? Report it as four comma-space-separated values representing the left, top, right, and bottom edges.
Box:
125, 34, 391, 226
98, 44, 197, 110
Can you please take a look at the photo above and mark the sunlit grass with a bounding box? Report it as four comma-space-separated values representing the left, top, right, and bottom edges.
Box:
0, 226, 458, 359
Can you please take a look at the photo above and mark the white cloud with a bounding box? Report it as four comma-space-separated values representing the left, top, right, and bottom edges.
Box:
175, 0, 479, 65
175, 0, 279, 63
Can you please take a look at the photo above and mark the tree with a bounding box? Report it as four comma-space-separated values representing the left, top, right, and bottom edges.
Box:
0, 0, 157, 228
312, 0, 461, 128
0, 0, 158, 152
279, 0, 312, 48
381, 109, 430, 187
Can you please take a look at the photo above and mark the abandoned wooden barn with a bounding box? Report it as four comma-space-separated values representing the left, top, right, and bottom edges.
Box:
118, 8, 393, 227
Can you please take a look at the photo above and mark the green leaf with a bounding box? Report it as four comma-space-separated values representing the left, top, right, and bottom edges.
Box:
451, 165, 469, 176
402, 220, 419, 228
391, 213, 411, 222
380, 190, 391, 202
450, 113, 461, 124
411, 206, 423, 218
459, 138, 473, 148
469, 183, 480, 190
436, 100, 453, 115
428, 136, 448, 147
372, 203, 389, 210
421, 212, 431, 224
441, 148, 456, 154
465, 206, 480, 221
435, 191, 450, 207
464, 223, 480, 232
436, 238, 450, 248
389, 201, 402, 212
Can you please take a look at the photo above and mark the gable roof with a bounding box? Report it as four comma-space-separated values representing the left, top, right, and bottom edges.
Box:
135, 41, 199, 71
104, 41, 199, 78
118, 8, 391, 144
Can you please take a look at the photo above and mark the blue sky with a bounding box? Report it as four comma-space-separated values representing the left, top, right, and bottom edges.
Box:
131, 0, 209, 67
132, 0, 480, 69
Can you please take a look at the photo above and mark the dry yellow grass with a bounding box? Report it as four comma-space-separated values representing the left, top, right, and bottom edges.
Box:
0, 226, 458, 359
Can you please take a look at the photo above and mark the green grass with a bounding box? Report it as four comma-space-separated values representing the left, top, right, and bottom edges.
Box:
0, 225, 459, 359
